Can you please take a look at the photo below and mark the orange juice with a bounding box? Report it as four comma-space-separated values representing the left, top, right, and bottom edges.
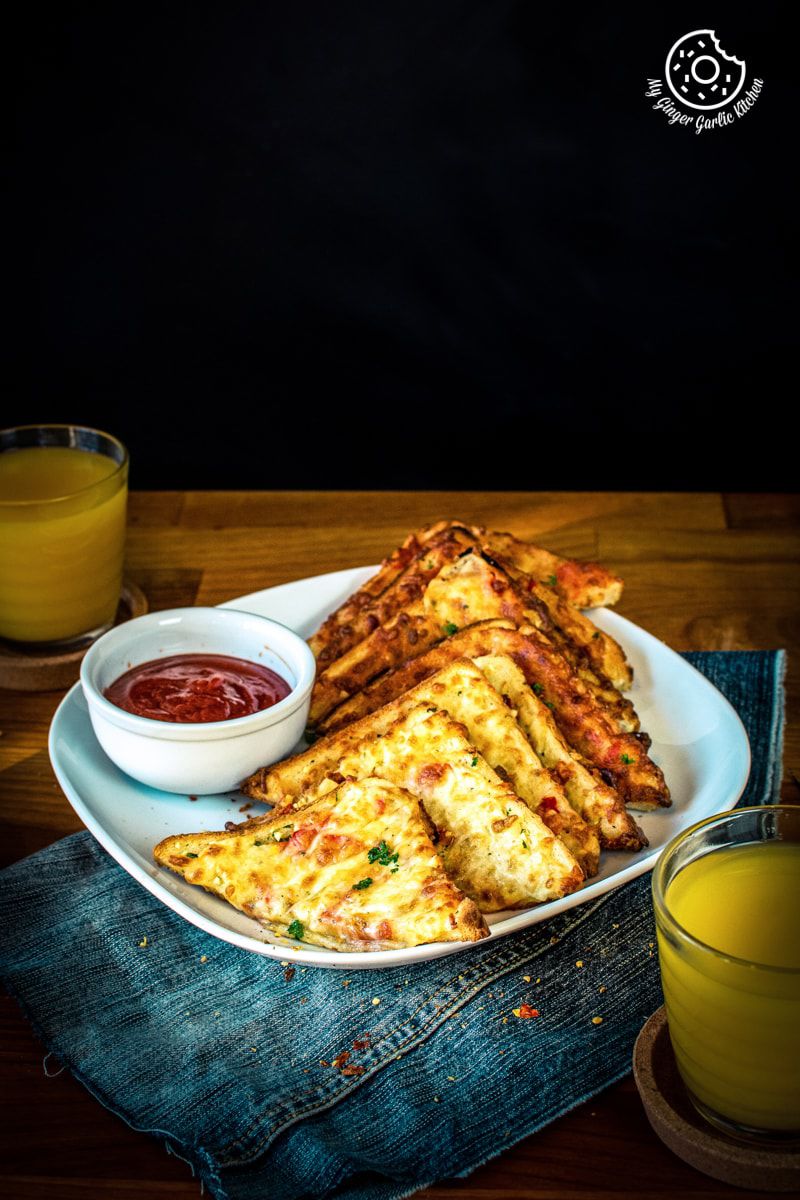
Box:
657, 840, 800, 1134
0, 444, 128, 643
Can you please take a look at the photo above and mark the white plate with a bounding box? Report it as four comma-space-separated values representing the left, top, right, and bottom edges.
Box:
49, 566, 751, 970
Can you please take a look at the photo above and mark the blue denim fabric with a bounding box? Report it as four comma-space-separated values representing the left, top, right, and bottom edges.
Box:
0, 651, 786, 1200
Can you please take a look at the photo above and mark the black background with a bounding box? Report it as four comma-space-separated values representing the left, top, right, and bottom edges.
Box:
8, 4, 793, 490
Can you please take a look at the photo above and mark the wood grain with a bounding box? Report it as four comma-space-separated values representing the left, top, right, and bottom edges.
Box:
1, 491, 798, 1200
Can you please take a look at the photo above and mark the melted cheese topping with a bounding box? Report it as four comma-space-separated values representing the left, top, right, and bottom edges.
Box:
475, 654, 645, 852
155, 778, 487, 951
335, 707, 583, 910
264, 658, 598, 875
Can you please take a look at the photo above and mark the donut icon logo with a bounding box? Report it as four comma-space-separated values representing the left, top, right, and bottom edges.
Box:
665, 30, 746, 110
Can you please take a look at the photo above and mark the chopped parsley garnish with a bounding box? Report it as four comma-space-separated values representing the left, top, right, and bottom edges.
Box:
272, 825, 294, 843
544, 700, 555, 710
471, 756, 479, 767
442, 622, 459, 636
368, 840, 399, 868
185, 852, 198, 858
353, 877, 373, 890
545, 574, 557, 586
620, 753, 636, 765
531, 682, 543, 695
286, 919, 305, 940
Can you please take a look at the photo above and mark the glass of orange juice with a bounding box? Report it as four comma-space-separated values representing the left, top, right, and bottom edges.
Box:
0, 424, 129, 647
653, 805, 800, 1144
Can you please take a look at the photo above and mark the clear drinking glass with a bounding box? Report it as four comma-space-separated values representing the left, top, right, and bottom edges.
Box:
0, 424, 129, 647
652, 805, 800, 1144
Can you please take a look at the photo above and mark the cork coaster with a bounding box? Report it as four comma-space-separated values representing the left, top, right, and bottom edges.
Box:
0, 581, 149, 692
633, 1007, 800, 1191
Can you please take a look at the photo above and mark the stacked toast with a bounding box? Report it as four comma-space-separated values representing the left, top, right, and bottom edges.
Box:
155, 521, 670, 953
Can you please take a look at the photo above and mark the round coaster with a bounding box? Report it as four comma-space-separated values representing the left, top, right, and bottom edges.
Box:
633, 1006, 800, 1191
0, 581, 149, 693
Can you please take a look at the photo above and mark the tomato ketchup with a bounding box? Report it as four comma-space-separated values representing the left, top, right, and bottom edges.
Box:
104, 653, 291, 723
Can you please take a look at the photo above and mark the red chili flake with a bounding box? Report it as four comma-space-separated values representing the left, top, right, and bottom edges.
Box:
352, 1037, 371, 1051
512, 1004, 540, 1019
340, 1064, 366, 1077
283, 967, 296, 982
188, 795, 198, 802
332, 1051, 351, 1069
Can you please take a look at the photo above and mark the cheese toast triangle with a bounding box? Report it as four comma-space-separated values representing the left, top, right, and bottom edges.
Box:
268, 705, 584, 911
154, 777, 489, 952
473, 654, 647, 852
303, 620, 669, 811
307, 521, 623, 669
309, 549, 636, 733
245, 657, 600, 877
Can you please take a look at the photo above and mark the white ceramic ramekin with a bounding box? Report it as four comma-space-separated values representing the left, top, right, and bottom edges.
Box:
80, 606, 315, 794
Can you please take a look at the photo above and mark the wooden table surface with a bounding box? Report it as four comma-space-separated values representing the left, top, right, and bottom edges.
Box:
2, 490, 798, 1200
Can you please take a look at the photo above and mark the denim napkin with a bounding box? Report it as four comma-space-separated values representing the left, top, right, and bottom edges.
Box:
0, 651, 786, 1200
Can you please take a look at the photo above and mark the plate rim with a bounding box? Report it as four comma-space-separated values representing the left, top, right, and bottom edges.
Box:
48, 565, 752, 970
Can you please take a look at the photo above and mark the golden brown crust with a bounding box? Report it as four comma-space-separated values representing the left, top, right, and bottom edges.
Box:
308, 549, 635, 733
307, 520, 624, 673
297, 622, 669, 811
474, 653, 648, 851
309, 602, 443, 726
315, 705, 586, 910
312, 620, 518, 735
307, 521, 452, 662
474, 527, 624, 609
498, 560, 633, 692
251, 657, 599, 877
312, 525, 480, 670
155, 777, 490, 951
484, 625, 670, 810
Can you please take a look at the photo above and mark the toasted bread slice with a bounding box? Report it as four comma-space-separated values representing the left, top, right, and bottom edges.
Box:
154, 777, 489, 952
312, 525, 480, 669
313, 619, 519, 734
272, 706, 584, 911
499, 560, 633, 692
308, 622, 669, 810
474, 626, 670, 810
308, 523, 623, 667
474, 654, 647, 851
309, 550, 636, 731
307, 521, 452, 663
428, 551, 636, 724
474, 527, 624, 609
383, 658, 600, 876
246, 658, 599, 877
308, 548, 538, 728
309, 600, 444, 727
